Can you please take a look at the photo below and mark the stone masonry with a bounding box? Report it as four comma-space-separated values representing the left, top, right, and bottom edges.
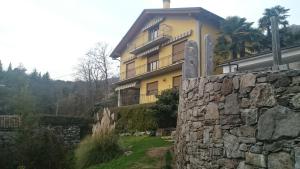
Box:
175, 70, 300, 169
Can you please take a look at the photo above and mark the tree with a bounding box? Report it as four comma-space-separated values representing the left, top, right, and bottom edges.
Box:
259, 5, 290, 38
215, 16, 263, 60
148, 89, 179, 128
258, 5, 290, 49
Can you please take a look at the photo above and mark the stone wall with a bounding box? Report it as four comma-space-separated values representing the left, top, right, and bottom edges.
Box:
175, 70, 300, 169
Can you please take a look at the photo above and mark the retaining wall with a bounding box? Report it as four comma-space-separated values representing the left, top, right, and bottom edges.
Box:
175, 70, 300, 169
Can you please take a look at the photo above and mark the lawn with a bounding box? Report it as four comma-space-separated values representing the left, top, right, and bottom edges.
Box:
87, 136, 173, 169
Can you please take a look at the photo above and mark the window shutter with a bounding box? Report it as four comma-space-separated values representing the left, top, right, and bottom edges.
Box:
173, 75, 182, 89
147, 81, 158, 95
172, 41, 186, 63
126, 62, 135, 79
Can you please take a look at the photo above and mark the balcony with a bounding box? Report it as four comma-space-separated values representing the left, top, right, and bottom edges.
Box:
118, 54, 184, 83
128, 24, 172, 55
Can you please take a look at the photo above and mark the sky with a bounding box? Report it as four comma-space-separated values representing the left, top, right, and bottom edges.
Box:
0, 0, 299, 81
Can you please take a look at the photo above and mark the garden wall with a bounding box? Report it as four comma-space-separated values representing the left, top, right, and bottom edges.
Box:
175, 70, 300, 169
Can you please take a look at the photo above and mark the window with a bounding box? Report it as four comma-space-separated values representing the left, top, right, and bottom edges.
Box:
146, 81, 158, 95
147, 53, 159, 72
126, 62, 135, 79
148, 26, 159, 41
172, 41, 186, 63
173, 75, 182, 89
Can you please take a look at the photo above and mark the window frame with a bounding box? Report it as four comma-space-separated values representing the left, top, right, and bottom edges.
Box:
146, 81, 158, 96
172, 75, 182, 89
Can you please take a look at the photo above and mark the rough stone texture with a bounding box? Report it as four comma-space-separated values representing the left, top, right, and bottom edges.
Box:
225, 93, 239, 114
268, 152, 293, 169
257, 105, 300, 141
245, 152, 266, 168
175, 70, 300, 169
250, 83, 276, 107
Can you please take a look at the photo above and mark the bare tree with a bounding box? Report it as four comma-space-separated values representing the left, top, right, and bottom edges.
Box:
76, 42, 111, 100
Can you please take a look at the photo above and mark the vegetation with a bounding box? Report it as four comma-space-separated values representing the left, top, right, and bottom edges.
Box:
149, 89, 179, 128
215, 16, 263, 60
88, 136, 172, 169
215, 5, 300, 63
0, 61, 117, 117
113, 104, 157, 133
75, 132, 122, 169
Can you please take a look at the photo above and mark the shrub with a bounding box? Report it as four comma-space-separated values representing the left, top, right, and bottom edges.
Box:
112, 104, 157, 133
75, 132, 122, 169
149, 89, 179, 128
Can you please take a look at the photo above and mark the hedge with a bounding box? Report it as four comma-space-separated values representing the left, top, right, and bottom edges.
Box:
111, 103, 157, 133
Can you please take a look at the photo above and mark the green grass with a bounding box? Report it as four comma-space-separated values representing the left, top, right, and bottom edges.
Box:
87, 136, 172, 169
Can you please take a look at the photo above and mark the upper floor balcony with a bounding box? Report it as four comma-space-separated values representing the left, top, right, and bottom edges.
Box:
119, 53, 184, 83
128, 24, 172, 55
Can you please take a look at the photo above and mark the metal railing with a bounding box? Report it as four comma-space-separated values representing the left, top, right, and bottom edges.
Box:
120, 54, 184, 81
0, 115, 21, 129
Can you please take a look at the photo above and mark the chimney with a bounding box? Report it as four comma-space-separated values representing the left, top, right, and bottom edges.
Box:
163, 0, 170, 8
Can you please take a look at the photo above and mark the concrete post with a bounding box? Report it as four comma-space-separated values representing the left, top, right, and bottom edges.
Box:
182, 40, 199, 80
270, 16, 282, 70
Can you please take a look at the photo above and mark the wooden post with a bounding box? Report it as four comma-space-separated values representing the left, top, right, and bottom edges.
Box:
270, 16, 282, 69
182, 40, 199, 80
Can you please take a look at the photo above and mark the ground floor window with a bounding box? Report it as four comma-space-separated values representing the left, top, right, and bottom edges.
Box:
173, 75, 182, 89
146, 81, 158, 95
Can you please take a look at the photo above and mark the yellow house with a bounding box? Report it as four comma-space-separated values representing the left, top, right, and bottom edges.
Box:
110, 0, 223, 106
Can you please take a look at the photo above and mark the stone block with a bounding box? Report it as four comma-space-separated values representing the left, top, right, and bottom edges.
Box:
241, 109, 258, 125
224, 93, 239, 114
250, 83, 276, 107
205, 102, 219, 120
257, 105, 300, 141
293, 76, 300, 84
233, 76, 240, 90
245, 152, 266, 168
240, 98, 250, 108
223, 133, 244, 158
240, 73, 256, 89
268, 152, 293, 169
291, 93, 300, 109
221, 78, 233, 95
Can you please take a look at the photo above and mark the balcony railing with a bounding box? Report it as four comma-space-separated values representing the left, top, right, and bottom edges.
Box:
120, 54, 184, 81
128, 24, 172, 55
120, 91, 164, 106
0, 115, 21, 130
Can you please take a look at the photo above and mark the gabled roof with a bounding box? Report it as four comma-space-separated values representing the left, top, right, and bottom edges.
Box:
110, 7, 224, 58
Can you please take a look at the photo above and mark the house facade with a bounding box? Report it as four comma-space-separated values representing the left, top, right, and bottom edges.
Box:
110, 0, 223, 106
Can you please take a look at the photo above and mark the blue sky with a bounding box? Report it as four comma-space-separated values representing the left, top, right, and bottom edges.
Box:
0, 0, 299, 80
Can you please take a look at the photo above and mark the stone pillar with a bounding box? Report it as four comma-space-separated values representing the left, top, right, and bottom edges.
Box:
205, 34, 214, 76
182, 40, 199, 80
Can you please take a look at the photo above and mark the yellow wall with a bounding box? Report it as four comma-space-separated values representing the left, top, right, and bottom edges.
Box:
117, 15, 221, 104
139, 70, 182, 104
119, 16, 197, 80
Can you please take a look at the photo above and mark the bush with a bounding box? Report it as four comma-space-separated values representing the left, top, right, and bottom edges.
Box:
112, 104, 157, 133
163, 150, 173, 169
149, 89, 179, 128
17, 128, 71, 169
75, 132, 122, 169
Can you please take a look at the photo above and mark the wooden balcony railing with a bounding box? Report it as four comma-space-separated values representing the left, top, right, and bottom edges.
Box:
0, 115, 21, 129
120, 54, 183, 81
